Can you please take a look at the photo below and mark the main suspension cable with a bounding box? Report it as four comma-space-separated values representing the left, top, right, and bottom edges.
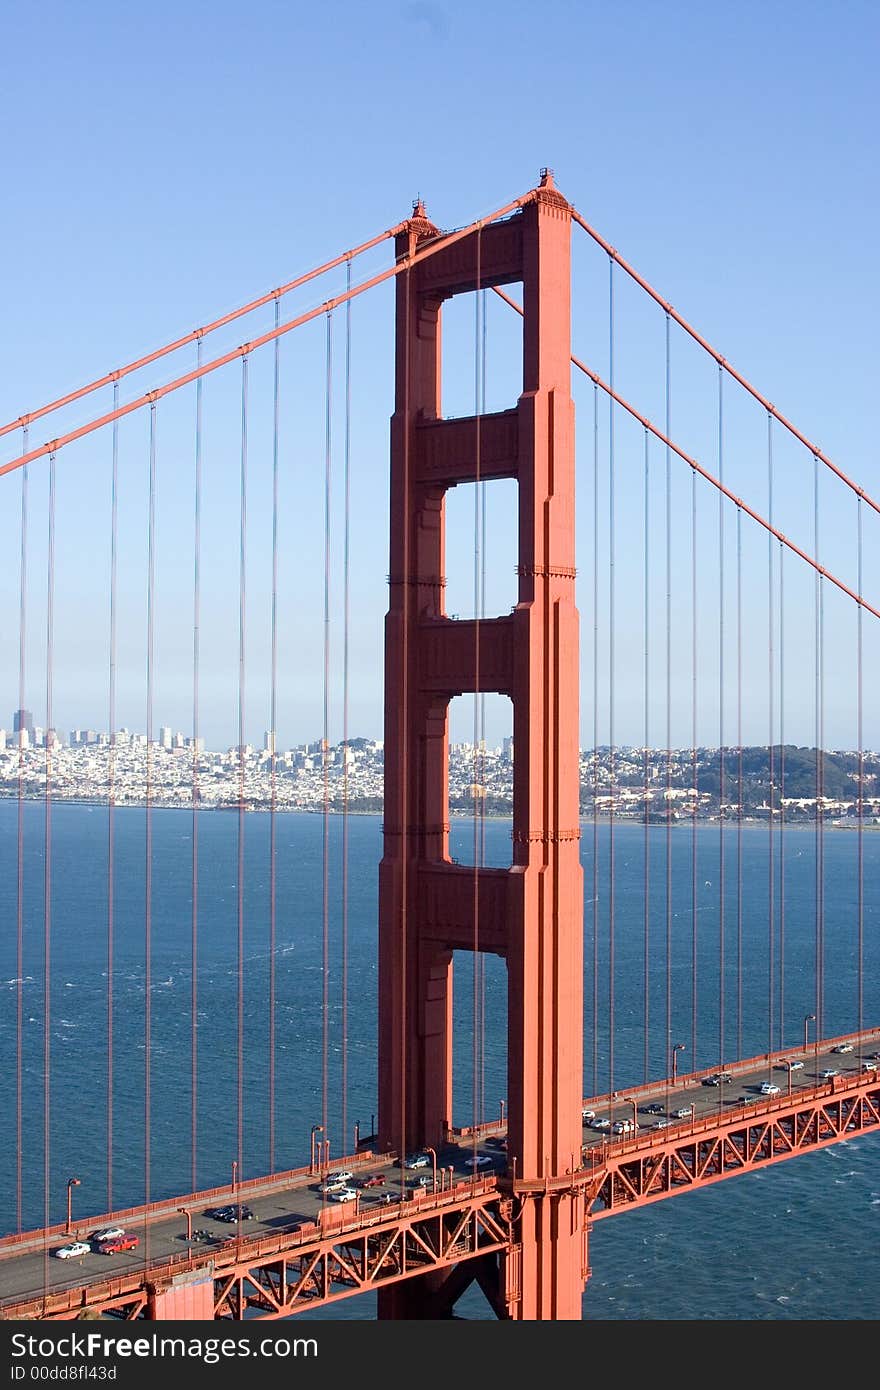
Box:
0, 223, 408, 441
570, 209, 880, 517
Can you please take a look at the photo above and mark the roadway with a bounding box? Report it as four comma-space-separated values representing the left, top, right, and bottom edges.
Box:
0, 1031, 876, 1313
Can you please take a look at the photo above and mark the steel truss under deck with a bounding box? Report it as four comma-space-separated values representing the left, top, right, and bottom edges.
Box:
585, 1079, 880, 1217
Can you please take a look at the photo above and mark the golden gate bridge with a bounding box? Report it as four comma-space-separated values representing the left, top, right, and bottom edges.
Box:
0, 171, 878, 1320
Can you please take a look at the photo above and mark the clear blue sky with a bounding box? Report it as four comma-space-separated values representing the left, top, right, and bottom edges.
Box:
1, 0, 878, 752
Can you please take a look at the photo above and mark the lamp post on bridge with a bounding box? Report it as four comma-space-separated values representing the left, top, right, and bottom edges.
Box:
65, 1177, 80, 1236
804, 1014, 817, 1077
310, 1124, 324, 1175
425, 1146, 437, 1195
178, 1207, 192, 1241
672, 1042, 686, 1086
804, 1013, 816, 1051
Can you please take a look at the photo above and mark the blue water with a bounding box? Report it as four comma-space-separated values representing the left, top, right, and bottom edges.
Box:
1, 800, 878, 1320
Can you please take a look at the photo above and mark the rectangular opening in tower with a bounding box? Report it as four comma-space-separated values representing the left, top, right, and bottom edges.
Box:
438, 285, 523, 422
444, 477, 518, 621
450, 948, 508, 1133
448, 693, 513, 866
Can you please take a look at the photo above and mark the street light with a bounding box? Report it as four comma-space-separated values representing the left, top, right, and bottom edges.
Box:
231, 1159, 238, 1196
65, 1178, 80, 1235
499, 1099, 506, 1124
310, 1124, 324, 1175
804, 1013, 816, 1052
785, 1060, 797, 1097
672, 1043, 686, 1085
425, 1146, 437, 1194
178, 1207, 192, 1241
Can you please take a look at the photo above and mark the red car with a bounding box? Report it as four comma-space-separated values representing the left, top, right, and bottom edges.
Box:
359, 1174, 386, 1188
98, 1234, 139, 1255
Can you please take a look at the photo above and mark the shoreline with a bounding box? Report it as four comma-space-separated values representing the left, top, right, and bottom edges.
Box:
0, 791, 876, 829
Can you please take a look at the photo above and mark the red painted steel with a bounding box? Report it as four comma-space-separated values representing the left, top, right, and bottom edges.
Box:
378, 171, 585, 1320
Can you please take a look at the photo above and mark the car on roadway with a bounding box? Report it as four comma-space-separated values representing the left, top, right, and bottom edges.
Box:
325, 1169, 354, 1184
359, 1173, 386, 1188
207, 1204, 254, 1222
328, 1187, 358, 1203
833, 1043, 854, 1054
464, 1153, 493, 1168
674, 1107, 693, 1118
821, 1068, 839, 1079
653, 1120, 669, 1129
582, 1109, 596, 1122
612, 1120, 637, 1134
415, 1174, 433, 1186
403, 1153, 430, 1169
592, 1117, 611, 1129
55, 1242, 90, 1260
91, 1226, 125, 1243
702, 1076, 720, 1086
788, 1060, 805, 1070
485, 1135, 507, 1149
97, 1234, 139, 1254
643, 1102, 664, 1115
318, 1179, 349, 1194
760, 1082, 781, 1095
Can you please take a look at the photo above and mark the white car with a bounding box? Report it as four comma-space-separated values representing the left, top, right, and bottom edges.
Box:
56, 1242, 90, 1260
318, 1179, 349, 1194
464, 1154, 493, 1169
788, 1061, 804, 1071
760, 1083, 781, 1095
403, 1154, 430, 1169
328, 1187, 358, 1203
833, 1044, 854, 1054
593, 1117, 611, 1129
582, 1109, 596, 1122
674, 1107, 693, 1119
325, 1170, 353, 1184
821, 1068, 839, 1079
91, 1226, 125, 1243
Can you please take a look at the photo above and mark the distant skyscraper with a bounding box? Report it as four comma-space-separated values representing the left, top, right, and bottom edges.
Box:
13, 709, 33, 738
159, 726, 172, 749
264, 730, 276, 754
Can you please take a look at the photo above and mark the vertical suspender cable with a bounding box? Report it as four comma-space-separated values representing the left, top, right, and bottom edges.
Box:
717, 367, 725, 1065
339, 268, 350, 1150
16, 428, 28, 1233
814, 456, 823, 1035
691, 435, 698, 1066
779, 538, 786, 1050
341, 267, 351, 1151
192, 343, 202, 1192
322, 315, 332, 1153
665, 313, 673, 1082
767, 415, 775, 1061
643, 427, 650, 1083
269, 302, 280, 1170
108, 387, 119, 1210
591, 382, 599, 1096
607, 257, 616, 1101
857, 497, 864, 1043
736, 507, 743, 1058
145, 404, 157, 1249
43, 450, 55, 1282
237, 358, 248, 1195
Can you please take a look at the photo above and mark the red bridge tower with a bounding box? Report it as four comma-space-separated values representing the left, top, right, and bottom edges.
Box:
379, 172, 585, 1319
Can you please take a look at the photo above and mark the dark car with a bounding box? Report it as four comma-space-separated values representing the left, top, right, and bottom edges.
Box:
206, 1204, 254, 1223
643, 1102, 664, 1115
